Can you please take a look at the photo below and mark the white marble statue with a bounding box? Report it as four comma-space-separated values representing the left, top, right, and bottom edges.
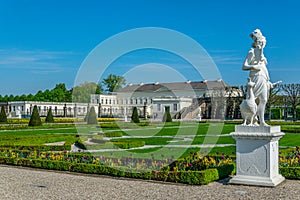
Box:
242, 29, 281, 126
240, 78, 257, 125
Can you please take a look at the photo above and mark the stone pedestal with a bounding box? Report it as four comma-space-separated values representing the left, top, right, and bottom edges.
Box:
229, 125, 285, 187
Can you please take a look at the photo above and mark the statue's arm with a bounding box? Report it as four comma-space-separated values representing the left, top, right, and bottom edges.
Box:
242, 50, 253, 70
242, 50, 261, 71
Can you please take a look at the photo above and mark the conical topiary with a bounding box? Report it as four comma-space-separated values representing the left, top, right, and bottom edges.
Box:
29, 105, 42, 126
0, 106, 7, 123
87, 106, 98, 124
45, 107, 54, 123
162, 106, 172, 122
131, 107, 140, 123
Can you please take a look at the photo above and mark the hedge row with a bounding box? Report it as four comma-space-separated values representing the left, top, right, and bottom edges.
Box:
0, 156, 234, 185
111, 140, 145, 149
0, 145, 71, 151
279, 167, 300, 179
104, 131, 123, 137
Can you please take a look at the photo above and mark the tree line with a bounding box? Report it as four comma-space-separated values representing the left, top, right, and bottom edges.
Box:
0, 74, 126, 103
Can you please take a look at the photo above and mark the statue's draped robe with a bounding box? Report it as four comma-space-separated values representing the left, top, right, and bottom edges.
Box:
246, 48, 270, 99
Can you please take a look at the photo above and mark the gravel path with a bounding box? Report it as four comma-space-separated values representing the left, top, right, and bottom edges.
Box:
0, 165, 299, 200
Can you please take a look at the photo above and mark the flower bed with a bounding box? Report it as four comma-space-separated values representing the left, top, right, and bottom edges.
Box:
279, 146, 300, 179
0, 149, 234, 185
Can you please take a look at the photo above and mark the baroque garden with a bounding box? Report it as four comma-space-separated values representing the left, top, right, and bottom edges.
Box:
0, 74, 300, 185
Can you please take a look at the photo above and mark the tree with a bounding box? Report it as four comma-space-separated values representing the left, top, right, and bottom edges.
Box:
162, 106, 172, 122
0, 106, 7, 123
28, 105, 42, 126
95, 84, 103, 94
281, 84, 300, 120
102, 74, 126, 93
131, 107, 140, 123
86, 107, 98, 124
72, 82, 102, 103
266, 84, 282, 119
45, 107, 54, 123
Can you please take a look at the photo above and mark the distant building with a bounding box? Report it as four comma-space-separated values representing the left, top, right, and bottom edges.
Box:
3, 79, 237, 120
91, 80, 230, 120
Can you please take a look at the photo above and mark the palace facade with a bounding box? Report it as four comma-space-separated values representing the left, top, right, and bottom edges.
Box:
2, 79, 236, 120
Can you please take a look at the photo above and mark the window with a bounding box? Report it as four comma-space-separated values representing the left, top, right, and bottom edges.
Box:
157, 104, 161, 111
97, 99, 99, 104
109, 99, 111, 104
44, 106, 47, 111
21, 106, 24, 111
105, 99, 108, 104
173, 104, 178, 112
78, 107, 81, 112
101, 99, 104, 104
113, 100, 115, 104
135, 99, 138, 104
140, 99, 143, 104
83, 107, 85, 112
130, 99, 133, 104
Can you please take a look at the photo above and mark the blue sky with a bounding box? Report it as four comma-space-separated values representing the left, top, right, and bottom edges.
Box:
0, 0, 299, 95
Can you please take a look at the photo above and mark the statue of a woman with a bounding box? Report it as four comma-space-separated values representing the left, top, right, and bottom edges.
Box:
242, 29, 272, 126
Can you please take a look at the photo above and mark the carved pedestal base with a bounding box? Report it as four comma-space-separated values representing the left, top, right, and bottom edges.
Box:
229, 125, 285, 187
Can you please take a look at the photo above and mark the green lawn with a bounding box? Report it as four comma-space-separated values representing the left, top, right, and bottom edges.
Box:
0, 121, 300, 159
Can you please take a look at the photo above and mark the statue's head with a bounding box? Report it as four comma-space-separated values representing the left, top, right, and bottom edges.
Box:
250, 29, 266, 49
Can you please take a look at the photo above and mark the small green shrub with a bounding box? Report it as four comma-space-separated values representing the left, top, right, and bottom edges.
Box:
0, 106, 7, 123
280, 167, 300, 179
131, 107, 140, 123
75, 138, 86, 150
45, 108, 54, 123
28, 105, 42, 126
98, 123, 119, 129
90, 135, 105, 143
111, 139, 145, 149
104, 131, 123, 137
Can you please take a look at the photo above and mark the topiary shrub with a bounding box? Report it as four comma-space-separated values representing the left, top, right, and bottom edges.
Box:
45, 107, 54, 123
86, 107, 98, 124
0, 106, 7, 123
131, 107, 140, 123
28, 105, 42, 126
162, 106, 172, 122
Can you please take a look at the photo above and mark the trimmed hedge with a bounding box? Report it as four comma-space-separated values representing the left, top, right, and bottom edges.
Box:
279, 167, 300, 179
0, 156, 234, 185
90, 135, 105, 143
0, 145, 71, 151
104, 131, 123, 137
111, 140, 145, 149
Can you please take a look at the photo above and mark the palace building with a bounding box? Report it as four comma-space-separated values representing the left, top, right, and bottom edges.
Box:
2, 79, 235, 120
